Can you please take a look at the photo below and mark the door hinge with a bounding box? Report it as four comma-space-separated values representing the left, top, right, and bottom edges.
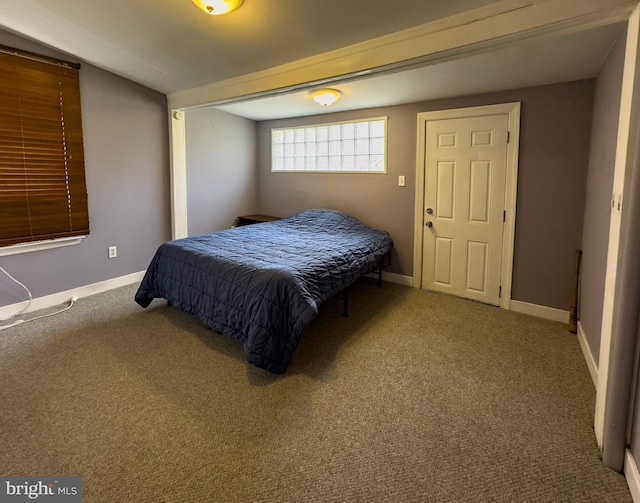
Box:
503, 210, 506, 222
499, 286, 502, 298
507, 131, 510, 143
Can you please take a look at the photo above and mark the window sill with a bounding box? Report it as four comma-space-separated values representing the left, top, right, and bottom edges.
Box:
0, 236, 86, 257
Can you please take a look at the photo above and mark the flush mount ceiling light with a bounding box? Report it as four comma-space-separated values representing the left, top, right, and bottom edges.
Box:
192, 0, 243, 15
309, 88, 343, 107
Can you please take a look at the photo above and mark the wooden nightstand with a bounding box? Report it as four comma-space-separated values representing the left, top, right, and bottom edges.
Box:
237, 214, 280, 226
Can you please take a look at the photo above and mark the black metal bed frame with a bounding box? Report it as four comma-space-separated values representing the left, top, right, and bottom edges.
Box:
340, 250, 391, 317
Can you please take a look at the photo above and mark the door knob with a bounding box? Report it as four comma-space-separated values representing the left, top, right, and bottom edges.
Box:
425, 221, 433, 228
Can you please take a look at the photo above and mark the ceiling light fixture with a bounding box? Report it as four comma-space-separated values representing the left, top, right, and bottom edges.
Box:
309, 88, 343, 107
192, 0, 243, 15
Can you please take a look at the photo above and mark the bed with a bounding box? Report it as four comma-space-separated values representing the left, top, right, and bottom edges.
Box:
134, 209, 393, 373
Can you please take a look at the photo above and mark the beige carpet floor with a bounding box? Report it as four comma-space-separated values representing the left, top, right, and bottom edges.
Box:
0, 278, 632, 502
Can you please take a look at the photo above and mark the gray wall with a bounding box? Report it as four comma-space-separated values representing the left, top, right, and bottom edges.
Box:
0, 31, 598, 314
0, 30, 171, 306
186, 108, 257, 236
580, 31, 627, 365
257, 80, 594, 310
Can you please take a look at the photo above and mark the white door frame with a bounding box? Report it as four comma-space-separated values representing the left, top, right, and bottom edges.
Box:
595, 4, 640, 451
413, 103, 521, 310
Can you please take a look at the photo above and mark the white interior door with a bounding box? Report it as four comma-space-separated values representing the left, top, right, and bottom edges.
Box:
421, 114, 509, 305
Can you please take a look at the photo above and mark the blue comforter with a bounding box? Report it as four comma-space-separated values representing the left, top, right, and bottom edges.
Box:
135, 209, 393, 373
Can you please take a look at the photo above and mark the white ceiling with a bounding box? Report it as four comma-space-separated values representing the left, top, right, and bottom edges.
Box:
0, 0, 628, 121
217, 22, 626, 120
0, 0, 499, 94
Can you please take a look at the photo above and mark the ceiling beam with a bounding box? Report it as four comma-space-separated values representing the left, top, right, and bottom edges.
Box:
168, 0, 638, 110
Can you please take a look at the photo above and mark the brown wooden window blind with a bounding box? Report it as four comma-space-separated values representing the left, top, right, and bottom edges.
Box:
0, 46, 89, 248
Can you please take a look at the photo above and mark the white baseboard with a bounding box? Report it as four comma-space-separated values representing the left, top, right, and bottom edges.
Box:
509, 299, 570, 323
366, 271, 413, 286
0, 271, 145, 320
577, 320, 598, 389
626, 449, 640, 503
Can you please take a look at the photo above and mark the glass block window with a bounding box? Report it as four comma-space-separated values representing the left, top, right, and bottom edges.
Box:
272, 117, 387, 173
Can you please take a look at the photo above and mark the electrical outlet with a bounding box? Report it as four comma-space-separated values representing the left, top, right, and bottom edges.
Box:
108, 246, 117, 259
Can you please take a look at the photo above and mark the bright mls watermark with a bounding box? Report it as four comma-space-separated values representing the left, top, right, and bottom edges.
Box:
0, 477, 81, 502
